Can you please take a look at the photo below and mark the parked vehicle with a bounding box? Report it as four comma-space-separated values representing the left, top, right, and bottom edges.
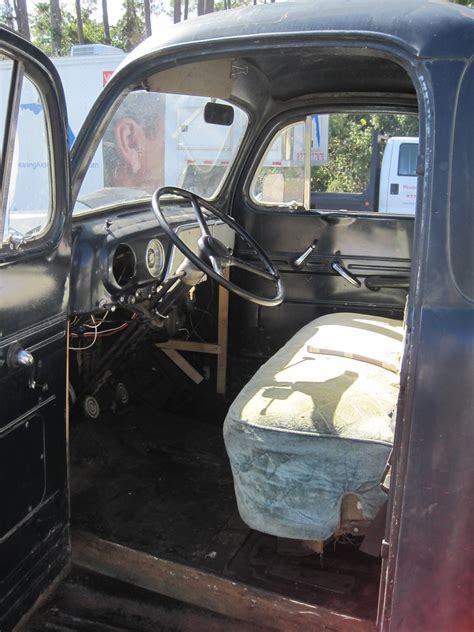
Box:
0, 2, 472, 632
378, 137, 418, 214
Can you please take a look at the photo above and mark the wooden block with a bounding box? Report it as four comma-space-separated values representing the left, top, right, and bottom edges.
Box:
156, 340, 220, 355
160, 348, 204, 384
216, 272, 229, 396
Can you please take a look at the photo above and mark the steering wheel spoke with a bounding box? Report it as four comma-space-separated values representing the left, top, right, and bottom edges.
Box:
151, 186, 285, 307
191, 195, 212, 237
230, 256, 277, 282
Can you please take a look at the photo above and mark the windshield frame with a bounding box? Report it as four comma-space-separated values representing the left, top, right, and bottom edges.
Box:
70, 51, 253, 217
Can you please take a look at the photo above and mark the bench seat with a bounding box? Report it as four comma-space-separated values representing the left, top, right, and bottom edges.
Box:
224, 312, 404, 541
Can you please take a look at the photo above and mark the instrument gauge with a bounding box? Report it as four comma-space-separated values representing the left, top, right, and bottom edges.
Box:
145, 238, 165, 278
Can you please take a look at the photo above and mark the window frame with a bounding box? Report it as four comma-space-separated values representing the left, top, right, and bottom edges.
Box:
73, 90, 250, 216
247, 106, 419, 216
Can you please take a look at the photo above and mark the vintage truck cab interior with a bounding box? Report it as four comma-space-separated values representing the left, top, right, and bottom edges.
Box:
0, 2, 472, 631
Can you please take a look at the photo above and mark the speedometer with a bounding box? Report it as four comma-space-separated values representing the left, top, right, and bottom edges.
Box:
145, 238, 165, 278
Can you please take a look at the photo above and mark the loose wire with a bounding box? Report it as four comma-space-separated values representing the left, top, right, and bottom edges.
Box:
69, 316, 98, 351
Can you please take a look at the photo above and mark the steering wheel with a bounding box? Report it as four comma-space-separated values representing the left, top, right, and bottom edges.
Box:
151, 187, 284, 307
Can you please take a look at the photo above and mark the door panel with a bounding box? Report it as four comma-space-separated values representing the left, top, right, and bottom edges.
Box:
1, 415, 47, 538
232, 208, 412, 354
0, 29, 70, 631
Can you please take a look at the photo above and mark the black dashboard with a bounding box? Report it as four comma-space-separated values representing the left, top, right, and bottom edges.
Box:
70, 203, 233, 315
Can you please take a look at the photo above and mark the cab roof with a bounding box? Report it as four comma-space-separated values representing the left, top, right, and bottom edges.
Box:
125, 0, 474, 65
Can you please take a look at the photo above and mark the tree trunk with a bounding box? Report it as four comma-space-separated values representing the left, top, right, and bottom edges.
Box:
50, 0, 62, 55
75, 0, 84, 44
183, 0, 189, 20
13, 0, 30, 40
197, 0, 204, 16
204, 0, 214, 13
144, 0, 152, 36
173, 0, 182, 23
102, 0, 111, 45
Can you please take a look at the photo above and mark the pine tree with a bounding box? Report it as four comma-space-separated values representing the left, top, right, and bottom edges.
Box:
144, 0, 152, 35
173, 0, 181, 23
50, 0, 62, 54
102, 0, 110, 44
13, 0, 30, 39
75, 0, 84, 44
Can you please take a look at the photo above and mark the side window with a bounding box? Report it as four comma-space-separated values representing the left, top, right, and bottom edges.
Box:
398, 142, 418, 176
4, 75, 52, 241
0, 60, 53, 248
251, 112, 418, 213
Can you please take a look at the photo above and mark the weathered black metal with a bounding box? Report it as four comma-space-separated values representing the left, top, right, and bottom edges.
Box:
0, 2, 472, 631
0, 26, 71, 631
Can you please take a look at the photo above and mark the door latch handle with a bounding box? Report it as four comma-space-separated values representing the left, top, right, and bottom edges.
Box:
7, 343, 48, 392
331, 261, 361, 288
292, 239, 318, 269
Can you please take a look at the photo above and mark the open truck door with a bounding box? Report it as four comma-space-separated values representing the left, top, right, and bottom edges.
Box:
0, 28, 71, 630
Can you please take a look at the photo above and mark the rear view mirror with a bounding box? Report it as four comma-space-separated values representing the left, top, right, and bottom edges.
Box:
204, 102, 234, 126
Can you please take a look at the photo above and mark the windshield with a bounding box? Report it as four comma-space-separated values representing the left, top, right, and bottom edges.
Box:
74, 91, 248, 213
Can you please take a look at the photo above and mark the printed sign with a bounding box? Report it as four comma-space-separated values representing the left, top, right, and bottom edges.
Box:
103, 70, 114, 86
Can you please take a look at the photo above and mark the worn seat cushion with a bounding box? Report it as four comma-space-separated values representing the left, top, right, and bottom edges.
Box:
224, 312, 404, 541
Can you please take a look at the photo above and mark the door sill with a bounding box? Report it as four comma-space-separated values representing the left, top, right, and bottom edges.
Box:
72, 530, 375, 632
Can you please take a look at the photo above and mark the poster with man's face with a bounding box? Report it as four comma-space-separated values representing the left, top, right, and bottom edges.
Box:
103, 91, 165, 193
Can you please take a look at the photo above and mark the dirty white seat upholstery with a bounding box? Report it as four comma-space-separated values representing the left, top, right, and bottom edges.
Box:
224, 312, 404, 542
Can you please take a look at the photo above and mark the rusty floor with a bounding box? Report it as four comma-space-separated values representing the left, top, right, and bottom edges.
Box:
64, 396, 381, 624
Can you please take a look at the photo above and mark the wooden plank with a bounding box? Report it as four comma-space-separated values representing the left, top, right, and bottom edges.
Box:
216, 271, 229, 395
156, 340, 220, 355
72, 531, 375, 632
160, 348, 204, 384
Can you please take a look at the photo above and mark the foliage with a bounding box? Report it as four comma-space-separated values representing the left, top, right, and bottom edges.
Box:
312, 113, 418, 194
30, 0, 103, 55
111, 0, 145, 51
0, 0, 15, 28
109, 1, 163, 51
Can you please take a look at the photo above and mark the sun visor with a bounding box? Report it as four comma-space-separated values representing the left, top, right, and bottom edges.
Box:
147, 59, 234, 99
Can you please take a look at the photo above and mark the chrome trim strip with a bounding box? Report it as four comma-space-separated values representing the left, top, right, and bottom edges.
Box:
0, 394, 56, 437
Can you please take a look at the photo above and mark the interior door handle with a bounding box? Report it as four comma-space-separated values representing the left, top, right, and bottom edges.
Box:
292, 239, 318, 269
331, 261, 361, 288
7, 343, 48, 392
